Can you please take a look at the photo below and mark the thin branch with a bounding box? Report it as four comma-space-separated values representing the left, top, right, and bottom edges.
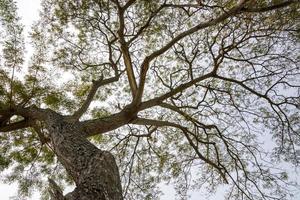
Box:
131, 117, 228, 183
139, 72, 214, 110
241, 1, 297, 13
71, 75, 120, 121
33, 122, 50, 144
127, 3, 165, 44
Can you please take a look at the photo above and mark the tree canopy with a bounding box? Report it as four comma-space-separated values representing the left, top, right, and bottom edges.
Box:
0, 0, 300, 199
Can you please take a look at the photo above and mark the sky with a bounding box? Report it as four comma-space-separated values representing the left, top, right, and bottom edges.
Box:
0, 1, 299, 200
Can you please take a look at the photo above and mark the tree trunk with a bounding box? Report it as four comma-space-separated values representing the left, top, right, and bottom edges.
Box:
46, 114, 123, 200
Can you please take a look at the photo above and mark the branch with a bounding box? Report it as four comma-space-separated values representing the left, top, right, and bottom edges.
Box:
33, 122, 50, 144
139, 72, 214, 111
131, 117, 228, 183
213, 75, 298, 136
214, 75, 277, 106
71, 75, 120, 121
0, 119, 32, 132
123, 0, 137, 10
0, 105, 49, 132
117, 3, 138, 98
134, 0, 250, 104
241, 1, 296, 13
80, 103, 138, 137
164, 3, 203, 8
127, 4, 165, 44
48, 178, 64, 200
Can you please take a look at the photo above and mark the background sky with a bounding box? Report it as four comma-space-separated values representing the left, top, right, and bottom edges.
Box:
0, 1, 299, 200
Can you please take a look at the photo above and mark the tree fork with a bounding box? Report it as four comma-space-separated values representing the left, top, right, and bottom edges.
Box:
46, 115, 123, 200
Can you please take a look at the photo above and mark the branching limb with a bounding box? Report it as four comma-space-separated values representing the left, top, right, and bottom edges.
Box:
131, 117, 228, 183
80, 103, 138, 137
213, 75, 287, 107
0, 105, 49, 132
139, 72, 214, 110
70, 75, 120, 121
134, 0, 250, 104
127, 3, 166, 44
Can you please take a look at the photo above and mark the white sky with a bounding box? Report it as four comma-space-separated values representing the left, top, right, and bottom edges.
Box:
0, 1, 299, 200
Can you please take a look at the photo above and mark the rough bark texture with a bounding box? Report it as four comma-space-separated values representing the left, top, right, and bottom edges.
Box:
46, 113, 123, 200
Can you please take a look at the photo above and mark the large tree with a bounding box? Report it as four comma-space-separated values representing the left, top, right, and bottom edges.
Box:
0, 0, 299, 199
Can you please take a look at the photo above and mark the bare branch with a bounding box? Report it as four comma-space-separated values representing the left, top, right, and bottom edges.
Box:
127, 4, 165, 44
123, 0, 137, 10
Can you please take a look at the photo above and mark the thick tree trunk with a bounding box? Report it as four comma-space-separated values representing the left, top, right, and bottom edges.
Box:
46, 114, 123, 200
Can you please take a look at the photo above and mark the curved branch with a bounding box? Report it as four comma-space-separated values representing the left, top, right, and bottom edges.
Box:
71, 75, 120, 121
131, 117, 228, 183
127, 3, 165, 44
214, 75, 278, 106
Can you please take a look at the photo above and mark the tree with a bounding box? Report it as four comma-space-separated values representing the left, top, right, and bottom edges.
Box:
0, 0, 299, 199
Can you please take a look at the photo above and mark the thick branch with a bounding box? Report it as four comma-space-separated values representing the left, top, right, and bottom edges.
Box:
1, 104, 48, 121
80, 104, 138, 137
0, 119, 32, 132
0, 105, 55, 133
120, 43, 138, 97
117, 4, 138, 98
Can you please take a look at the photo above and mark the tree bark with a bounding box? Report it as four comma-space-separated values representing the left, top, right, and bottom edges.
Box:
46, 113, 123, 200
